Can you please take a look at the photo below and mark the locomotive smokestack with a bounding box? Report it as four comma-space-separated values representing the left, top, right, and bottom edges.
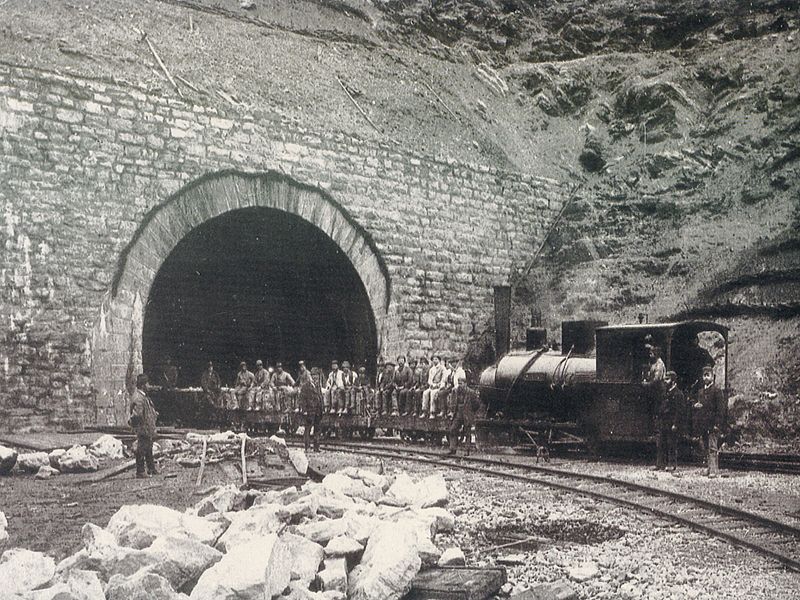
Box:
493, 285, 511, 357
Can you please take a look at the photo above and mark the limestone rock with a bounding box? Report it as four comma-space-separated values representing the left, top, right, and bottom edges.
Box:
321, 473, 382, 503
16, 452, 50, 473
416, 507, 455, 534
317, 557, 347, 594
283, 532, 324, 586
190, 484, 247, 517
520, 580, 578, 600
106, 504, 226, 549
58, 446, 100, 473
145, 532, 223, 589
27, 569, 105, 600
36, 466, 60, 480
382, 473, 417, 506
48, 449, 66, 470
80, 523, 154, 580
0, 548, 56, 595
339, 467, 389, 492
341, 512, 380, 546
313, 489, 357, 519
89, 434, 125, 460
288, 448, 309, 475
294, 517, 349, 545
215, 505, 287, 552
347, 523, 422, 600
324, 535, 364, 558
0, 445, 18, 475
0, 511, 8, 543
106, 570, 187, 600
190, 534, 291, 600
438, 547, 465, 566
567, 561, 599, 582
282, 494, 319, 521
414, 474, 448, 508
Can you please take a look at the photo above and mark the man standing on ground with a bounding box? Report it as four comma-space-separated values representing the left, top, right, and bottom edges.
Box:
297, 361, 323, 452
130, 373, 158, 478
656, 370, 684, 472
200, 361, 221, 407
693, 366, 726, 477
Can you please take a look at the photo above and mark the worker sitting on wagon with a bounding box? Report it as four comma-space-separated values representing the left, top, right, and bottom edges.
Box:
692, 366, 726, 478
200, 361, 222, 409
410, 357, 427, 417
354, 366, 372, 416
655, 370, 684, 472
422, 355, 444, 418
341, 361, 357, 415
234, 361, 255, 410
253, 360, 269, 411
447, 358, 468, 418
394, 355, 414, 416
378, 360, 398, 416
325, 360, 345, 414
434, 358, 454, 418
272, 362, 297, 413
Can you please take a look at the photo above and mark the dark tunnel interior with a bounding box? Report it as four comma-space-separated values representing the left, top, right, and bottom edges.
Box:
142, 206, 377, 387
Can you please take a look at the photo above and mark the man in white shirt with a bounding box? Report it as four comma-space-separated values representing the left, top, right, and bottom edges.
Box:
326, 360, 345, 415
421, 355, 444, 419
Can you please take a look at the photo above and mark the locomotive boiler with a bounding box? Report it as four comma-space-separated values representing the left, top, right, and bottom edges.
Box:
479, 319, 729, 449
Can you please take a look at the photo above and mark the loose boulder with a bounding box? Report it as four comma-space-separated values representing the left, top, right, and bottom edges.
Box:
89, 435, 125, 460
414, 474, 448, 508
48, 448, 66, 470
16, 452, 51, 473
0, 548, 56, 595
0, 511, 8, 543
317, 557, 347, 594
190, 534, 292, 600
26, 569, 105, 600
36, 466, 60, 480
106, 504, 227, 549
58, 446, 100, 473
106, 569, 187, 600
347, 523, 422, 600
145, 532, 223, 589
0, 445, 17, 475
215, 505, 287, 552
283, 532, 324, 586
190, 484, 247, 517
324, 535, 364, 558
438, 547, 466, 566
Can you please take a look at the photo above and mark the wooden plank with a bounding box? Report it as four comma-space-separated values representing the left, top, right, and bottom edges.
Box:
406, 566, 507, 600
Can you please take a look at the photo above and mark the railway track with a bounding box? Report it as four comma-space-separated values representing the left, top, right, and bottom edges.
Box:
305, 440, 800, 573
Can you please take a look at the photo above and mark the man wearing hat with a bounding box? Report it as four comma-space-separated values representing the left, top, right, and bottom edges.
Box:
422, 355, 444, 419
130, 373, 159, 478
411, 357, 429, 417
253, 360, 269, 412
655, 370, 684, 471
234, 361, 255, 411
354, 366, 372, 415
341, 361, 357, 415
692, 366, 726, 477
394, 355, 414, 417
378, 359, 398, 416
272, 362, 297, 413
326, 360, 345, 415
641, 345, 666, 426
297, 361, 323, 451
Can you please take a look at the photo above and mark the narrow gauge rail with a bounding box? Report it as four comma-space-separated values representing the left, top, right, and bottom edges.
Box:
303, 440, 800, 573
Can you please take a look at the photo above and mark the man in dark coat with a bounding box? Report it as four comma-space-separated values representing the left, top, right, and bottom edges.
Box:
378, 360, 397, 416
234, 361, 255, 410
394, 356, 414, 416
297, 362, 323, 452
253, 359, 270, 411
411, 357, 429, 417
448, 379, 480, 456
200, 362, 221, 406
692, 366, 726, 477
129, 373, 159, 478
655, 370, 684, 471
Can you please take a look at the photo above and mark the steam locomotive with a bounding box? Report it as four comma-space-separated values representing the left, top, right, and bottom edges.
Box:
151, 318, 729, 452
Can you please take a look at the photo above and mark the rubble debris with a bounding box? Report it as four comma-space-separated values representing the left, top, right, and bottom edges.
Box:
0, 547, 57, 595
0, 445, 19, 475
105, 504, 226, 549
106, 569, 186, 600
318, 556, 348, 593
58, 445, 100, 473
16, 451, 51, 473
283, 532, 324, 586
36, 465, 60, 479
26, 568, 106, 600
0, 511, 8, 543
324, 535, 364, 558
89, 434, 125, 460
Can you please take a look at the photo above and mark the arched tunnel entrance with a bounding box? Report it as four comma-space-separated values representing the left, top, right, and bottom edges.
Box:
142, 206, 377, 387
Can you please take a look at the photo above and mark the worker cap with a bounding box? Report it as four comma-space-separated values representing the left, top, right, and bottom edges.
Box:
298, 360, 305, 366
136, 373, 149, 387
331, 360, 339, 367
358, 366, 367, 372
342, 361, 351, 368
409, 358, 418, 365
256, 359, 263, 366
239, 361, 246, 367
702, 366, 714, 374
276, 362, 283, 368
665, 370, 677, 379
207, 361, 213, 367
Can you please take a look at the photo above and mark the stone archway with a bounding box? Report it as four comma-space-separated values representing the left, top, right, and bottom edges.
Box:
91, 170, 391, 426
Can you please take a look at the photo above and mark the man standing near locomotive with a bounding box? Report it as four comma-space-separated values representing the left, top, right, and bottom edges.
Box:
693, 366, 726, 477
448, 358, 467, 418
448, 360, 479, 456
655, 370, 684, 472
129, 373, 159, 478
642, 345, 666, 427
234, 361, 255, 410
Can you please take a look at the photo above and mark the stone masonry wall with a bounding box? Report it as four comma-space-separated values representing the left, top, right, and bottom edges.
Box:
0, 61, 565, 430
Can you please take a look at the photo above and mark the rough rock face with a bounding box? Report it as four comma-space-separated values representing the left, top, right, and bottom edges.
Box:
16, 452, 50, 473
347, 523, 423, 600
105, 504, 226, 549
0, 445, 18, 475
0, 511, 8, 543
106, 570, 188, 600
0, 548, 56, 595
58, 446, 100, 473
89, 434, 125, 460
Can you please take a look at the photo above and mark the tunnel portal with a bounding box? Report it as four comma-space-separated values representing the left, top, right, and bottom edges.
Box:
142, 206, 377, 387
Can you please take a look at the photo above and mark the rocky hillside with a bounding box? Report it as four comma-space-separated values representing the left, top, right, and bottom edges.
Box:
2, 0, 798, 443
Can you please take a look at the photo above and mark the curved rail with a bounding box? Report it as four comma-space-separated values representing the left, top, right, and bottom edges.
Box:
305, 440, 800, 572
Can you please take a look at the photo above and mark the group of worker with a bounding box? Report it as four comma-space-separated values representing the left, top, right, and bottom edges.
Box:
641, 336, 726, 477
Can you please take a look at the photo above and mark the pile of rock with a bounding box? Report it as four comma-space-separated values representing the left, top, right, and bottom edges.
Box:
0, 464, 463, 600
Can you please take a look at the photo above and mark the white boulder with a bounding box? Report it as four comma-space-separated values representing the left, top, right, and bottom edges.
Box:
58, 446, 100, 473
106, 569, 187, 600
568, 561, 599, 582
382, 473, 418, 506
0, 511, 8, 543
16, 452, 50, 473
324, 535, 364, 558
288, 448, 309, 475
89, 435, 125, 460
215, 505, 287, 552
283, 532, 324, 586
26, 569, 105, 600
347, 523, 422, 600
144, 532, 223, 589
190, 534, 291, 600
48, 449, 66, 470
0, 444, 17, 475
317, 557, 347, 594
414, 474, 448, 508
79, 523, 154, 580
0, 548, 56, 595
36, 466, 60, 480
190, 484, 247, 517
294, 517, 349, 545
438, 547, 466, 566
105, 504, 227, 549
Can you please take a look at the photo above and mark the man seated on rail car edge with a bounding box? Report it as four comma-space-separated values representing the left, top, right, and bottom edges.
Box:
411, 357, 429, 417
272, 362, 297, 412
234, 361, 255, 410
341, 361, 357, 415
394, 355, 414, 416
200, 361, 222, 409
325, 360, 345, 414
402, 357, 419, 416
354, 366, 372, 416
434, 358, 454, 418
692, 366, 726, 477
253, 360, 269, 411
422, 355, 444, 418
379, 360, 399, 416
448, 358, 467, 418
